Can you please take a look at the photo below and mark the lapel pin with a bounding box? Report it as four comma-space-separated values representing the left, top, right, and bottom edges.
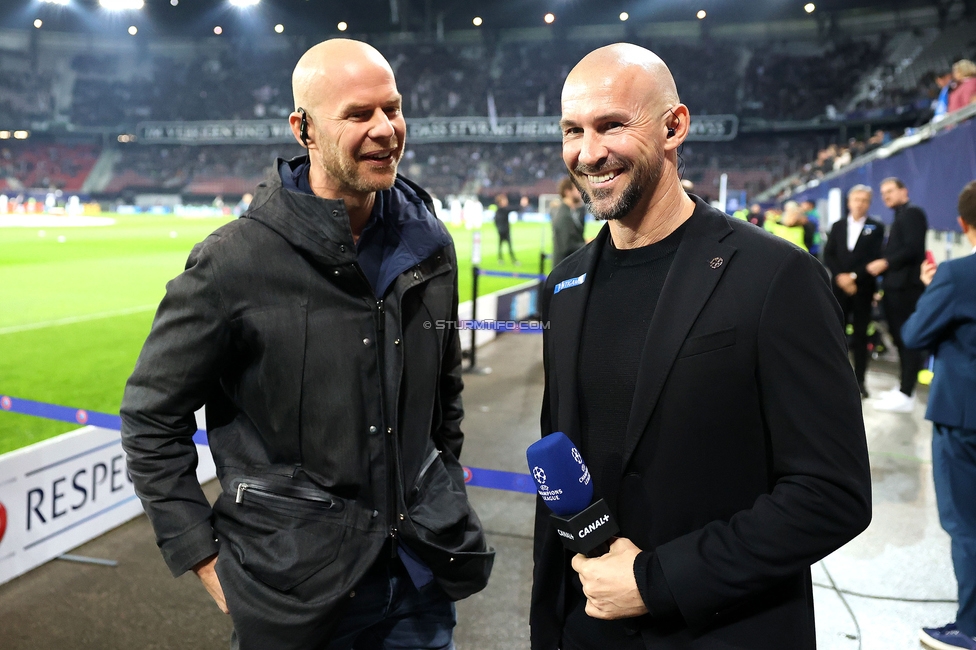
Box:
709, 257, 724, 269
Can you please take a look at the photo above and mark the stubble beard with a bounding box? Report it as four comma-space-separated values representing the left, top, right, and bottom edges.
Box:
572, 149, 665, 222
316, 137, 402, 195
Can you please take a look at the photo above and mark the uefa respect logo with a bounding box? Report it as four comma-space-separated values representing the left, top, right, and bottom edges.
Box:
0, 500, 7, 546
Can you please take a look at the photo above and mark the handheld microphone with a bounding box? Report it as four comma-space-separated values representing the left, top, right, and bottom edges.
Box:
526, 432, 619, 556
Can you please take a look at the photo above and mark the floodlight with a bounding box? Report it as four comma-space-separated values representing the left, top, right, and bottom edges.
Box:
170, 0, 178, 5
804, 3, 816, 12
214, 25, 223, 34
544, 13, 555, 24
473, 16, 482, 26
0, 131, 10, 139
99, 0, 145, 10
696, 9, 706, 19
274, 23, 284, 33
34, 19, 43, 28
128, 25, 137, 35
337, 21, 348, 31
619, 12, 629, 21
229, 0, 259, 7
41, 0, 70, 5
13, 131, 30, 140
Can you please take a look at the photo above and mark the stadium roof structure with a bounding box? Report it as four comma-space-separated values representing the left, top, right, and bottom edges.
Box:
2, 0, 963, 37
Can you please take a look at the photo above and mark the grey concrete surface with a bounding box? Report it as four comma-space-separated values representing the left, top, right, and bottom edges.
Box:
0, 334, 958, 650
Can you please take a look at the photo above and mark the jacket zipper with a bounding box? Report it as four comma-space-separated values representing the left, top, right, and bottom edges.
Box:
416, 448, 441, 487
235, 482, 340, 509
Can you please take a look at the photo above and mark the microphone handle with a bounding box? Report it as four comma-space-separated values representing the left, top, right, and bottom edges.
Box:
586, 540, 610, 558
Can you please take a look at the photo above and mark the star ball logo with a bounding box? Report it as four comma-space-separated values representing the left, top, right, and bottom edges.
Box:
571, 448, 582, 465
532, 467, 546, 485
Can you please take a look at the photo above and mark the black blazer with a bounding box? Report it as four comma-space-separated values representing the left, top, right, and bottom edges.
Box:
882, 202, 928, 290
822, 216, 885, 295
531, 199, 872, 649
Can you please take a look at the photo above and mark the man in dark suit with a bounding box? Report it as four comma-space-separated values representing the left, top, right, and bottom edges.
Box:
903, 180, 976, 650
867, 177, 929, 412
531, 43, 872, 650
823, 184, 885, 397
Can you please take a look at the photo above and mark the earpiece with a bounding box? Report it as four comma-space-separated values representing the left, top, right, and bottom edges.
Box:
666, 106, 679, 138
298, 107, 309, 148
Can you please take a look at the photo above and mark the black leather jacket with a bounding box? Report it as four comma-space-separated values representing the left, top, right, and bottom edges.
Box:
121, 158, 493, 608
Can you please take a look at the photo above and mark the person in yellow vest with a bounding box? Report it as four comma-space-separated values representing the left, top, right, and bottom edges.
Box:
769, 201, 809, 251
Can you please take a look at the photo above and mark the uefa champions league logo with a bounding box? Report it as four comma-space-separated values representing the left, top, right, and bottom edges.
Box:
532, 467, 546, 484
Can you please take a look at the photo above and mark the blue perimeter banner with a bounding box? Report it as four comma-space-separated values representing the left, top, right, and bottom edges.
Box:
0, 395, 538, 495
794, 117, 976, 232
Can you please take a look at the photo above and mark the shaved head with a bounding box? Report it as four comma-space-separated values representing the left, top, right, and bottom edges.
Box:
563, 43, 679, 114
288, 39, 405, 201
292, 39, 395, 114
559, 44, 686, 227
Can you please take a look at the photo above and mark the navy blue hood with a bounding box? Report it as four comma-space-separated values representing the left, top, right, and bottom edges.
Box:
258, 156, 452, 297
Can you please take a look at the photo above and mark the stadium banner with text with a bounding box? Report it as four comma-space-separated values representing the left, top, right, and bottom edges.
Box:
0, 424, 216, 586
137, 115, 738, 144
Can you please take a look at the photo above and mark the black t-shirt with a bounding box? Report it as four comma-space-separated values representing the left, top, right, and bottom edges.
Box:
565, 221, 686, 649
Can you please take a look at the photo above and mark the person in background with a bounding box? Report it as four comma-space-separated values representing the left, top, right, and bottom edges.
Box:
823, 185, 885, 398
551, 177, 587, 267
747, 202, 765, 227
233, 192, 252, 217
867, 177, 929, 412
902, 180, 976, 650
799, 199, 821, 255
494, 193, 518, 264
948, 59, 976, 114
768, 201, 808, 251
931, 70, 955, 122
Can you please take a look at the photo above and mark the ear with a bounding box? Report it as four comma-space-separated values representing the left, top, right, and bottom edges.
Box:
288, 111, 307, 149
663, 104, 690, 152
959, 215, 969, 234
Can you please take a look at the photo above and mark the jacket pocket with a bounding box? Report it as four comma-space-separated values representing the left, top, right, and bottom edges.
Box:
401, 450, 495, 600
409, 450, 467, 536
223, 478, 348, 592
676, 326, 736, 359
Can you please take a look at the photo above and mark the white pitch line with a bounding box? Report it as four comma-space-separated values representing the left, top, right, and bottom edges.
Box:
0, 305, 157, 335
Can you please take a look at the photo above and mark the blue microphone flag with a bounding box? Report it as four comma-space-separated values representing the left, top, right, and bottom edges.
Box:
525, 432, 593, 516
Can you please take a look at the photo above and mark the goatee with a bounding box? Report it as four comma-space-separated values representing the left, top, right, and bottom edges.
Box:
572, 150, 664, 222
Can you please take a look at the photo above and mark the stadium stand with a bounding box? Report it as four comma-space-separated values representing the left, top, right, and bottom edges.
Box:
2, 11, 972, 202
0, 142, 100, 192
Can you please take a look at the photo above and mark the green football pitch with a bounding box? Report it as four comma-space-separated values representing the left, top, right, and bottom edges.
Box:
0, 214, 602, 454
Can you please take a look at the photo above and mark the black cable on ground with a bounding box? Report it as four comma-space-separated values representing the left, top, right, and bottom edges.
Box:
820, 560, 863, 649
812, 582, 957, 604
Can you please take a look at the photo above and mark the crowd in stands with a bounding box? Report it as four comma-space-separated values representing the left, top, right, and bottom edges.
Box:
743, 40, 886, 121
0, 142, 99, 192
767, 57, 976, 201
0, 32, 884, 129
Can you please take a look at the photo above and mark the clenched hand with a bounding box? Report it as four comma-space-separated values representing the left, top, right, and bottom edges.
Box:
571, 538, 648, 620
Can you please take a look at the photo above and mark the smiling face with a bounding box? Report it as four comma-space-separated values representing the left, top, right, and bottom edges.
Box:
560, 47, 678, 222
292, 40, 405, 198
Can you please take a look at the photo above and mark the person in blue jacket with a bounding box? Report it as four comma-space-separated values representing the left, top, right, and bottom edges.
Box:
903, 180, 976, 650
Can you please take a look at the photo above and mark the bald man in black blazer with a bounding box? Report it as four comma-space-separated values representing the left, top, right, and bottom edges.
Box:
531, 44, 872, 650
